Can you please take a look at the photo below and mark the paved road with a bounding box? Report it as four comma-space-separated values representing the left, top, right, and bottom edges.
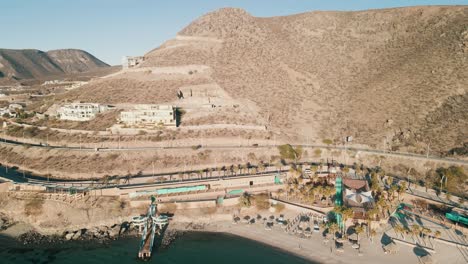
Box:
0, 163, 286, 190
1, 136, 466, 165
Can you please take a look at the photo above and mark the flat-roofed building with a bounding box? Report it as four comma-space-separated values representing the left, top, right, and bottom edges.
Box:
122, 56, 145, 69
58, 103, 108, 121
120, 104, 176, 127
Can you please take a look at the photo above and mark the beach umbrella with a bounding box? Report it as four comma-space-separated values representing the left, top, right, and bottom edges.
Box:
383, 242, 398, 253
335, 238, 345, 243
420, 255, 433, 264
348, 233, 358, 241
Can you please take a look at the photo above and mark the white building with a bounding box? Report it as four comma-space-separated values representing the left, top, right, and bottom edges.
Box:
120, 105, 176, 127
122, 56, 145, 69
8, 103, 23, 111
57, 103, 108, 121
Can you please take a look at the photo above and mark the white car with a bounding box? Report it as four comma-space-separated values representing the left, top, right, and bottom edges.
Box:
313, 224, 320, 233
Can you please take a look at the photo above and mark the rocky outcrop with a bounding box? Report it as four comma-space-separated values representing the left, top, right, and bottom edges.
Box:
0, 213, 12, 230
18, 231, 62, 245
62, 221, 133, 242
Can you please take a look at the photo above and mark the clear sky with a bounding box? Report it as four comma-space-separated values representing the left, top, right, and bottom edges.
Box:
1, 0, 466, 65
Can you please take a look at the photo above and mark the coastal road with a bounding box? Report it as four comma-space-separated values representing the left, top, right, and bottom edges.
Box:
0, 136, 466, 165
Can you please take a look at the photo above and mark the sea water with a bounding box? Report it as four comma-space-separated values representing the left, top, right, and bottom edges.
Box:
0, 232, 315, 264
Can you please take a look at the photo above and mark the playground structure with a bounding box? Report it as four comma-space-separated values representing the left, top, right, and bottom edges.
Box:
134, 197, 169, 260
445, 211, 468, 226
335, 176, 344, 229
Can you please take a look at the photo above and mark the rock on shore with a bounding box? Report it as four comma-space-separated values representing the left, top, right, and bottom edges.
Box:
0, 213, 12, 230
18, 231, 62, 245
62, 221, 133, 242
15, 221, 135, 245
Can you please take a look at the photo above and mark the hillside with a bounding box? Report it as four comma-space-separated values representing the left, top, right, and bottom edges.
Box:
0, 48, 109, 81
59, 6, 468, 155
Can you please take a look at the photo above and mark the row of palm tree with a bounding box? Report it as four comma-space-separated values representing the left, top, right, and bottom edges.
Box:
393, 223, 442, 247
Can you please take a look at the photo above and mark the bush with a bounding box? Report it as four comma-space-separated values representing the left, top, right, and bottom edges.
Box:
272, 203, 285, 212
253, 193, 270, 210
160, 203, 177, 213
24, 199, 44, 216
191, 145, 202, 150
239, 193, 252, 208
314, 149, 322, 157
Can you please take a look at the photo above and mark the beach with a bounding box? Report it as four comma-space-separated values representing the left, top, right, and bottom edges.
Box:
167, 211, 467, 264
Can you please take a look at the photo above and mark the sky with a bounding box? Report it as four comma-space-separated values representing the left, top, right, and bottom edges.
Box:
1, 0, 467, 65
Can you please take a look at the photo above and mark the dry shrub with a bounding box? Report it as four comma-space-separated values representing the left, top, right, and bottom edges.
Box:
200, 206, 217, 215
160, 203, 177, 214
24, 199, 45, 216
272, 203, 285, 213
253, 193, 270, 210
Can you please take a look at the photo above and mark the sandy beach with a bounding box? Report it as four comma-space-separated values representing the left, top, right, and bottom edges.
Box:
168, 216, 467, 264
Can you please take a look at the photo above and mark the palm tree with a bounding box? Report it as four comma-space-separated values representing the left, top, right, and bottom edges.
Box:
433, 230, 441, 249
323, 186, 335, 206
369, 228, 377, 243
246, 162, 252, 174
314, 186, 324, 203
397, 182, 407, 201
258, 163, 265, 175
340, 207, 354, 235
328, 223, 339, 240
411, 224, 420, 243
241, 164, 248, 175
355, 225, 365, 245
394, 224, 405, 240
421, 228, 431, 246
389, 185, 398, 201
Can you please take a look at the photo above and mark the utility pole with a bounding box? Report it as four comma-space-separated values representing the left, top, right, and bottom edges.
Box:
426, 142, 430, 159
440, 175, 446, 193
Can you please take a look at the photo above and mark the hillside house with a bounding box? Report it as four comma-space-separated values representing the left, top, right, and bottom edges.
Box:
57, 103, 108, 121
120, 105, 176, 127
122, 56, 145, 69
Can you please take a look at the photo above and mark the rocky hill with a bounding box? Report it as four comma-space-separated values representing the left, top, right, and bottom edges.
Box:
0, 48, 109, 82
59, 6, 468, 155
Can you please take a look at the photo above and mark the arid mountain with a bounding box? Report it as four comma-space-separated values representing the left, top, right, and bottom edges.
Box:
0, 48, 109, 81
60, 6, 468, 155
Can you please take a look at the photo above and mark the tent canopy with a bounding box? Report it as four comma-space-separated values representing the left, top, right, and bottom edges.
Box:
345, 189, 374, 204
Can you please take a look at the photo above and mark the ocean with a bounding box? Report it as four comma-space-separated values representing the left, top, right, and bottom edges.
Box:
0, 232, 315, 264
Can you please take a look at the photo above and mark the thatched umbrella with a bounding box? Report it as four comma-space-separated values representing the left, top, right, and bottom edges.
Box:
348, 233, 358, 241
336, 238, 345, 243
383, 242, 398, 254
419, 255, 433, 264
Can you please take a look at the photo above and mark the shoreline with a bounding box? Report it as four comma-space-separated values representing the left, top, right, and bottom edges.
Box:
2, 215, 466, 264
